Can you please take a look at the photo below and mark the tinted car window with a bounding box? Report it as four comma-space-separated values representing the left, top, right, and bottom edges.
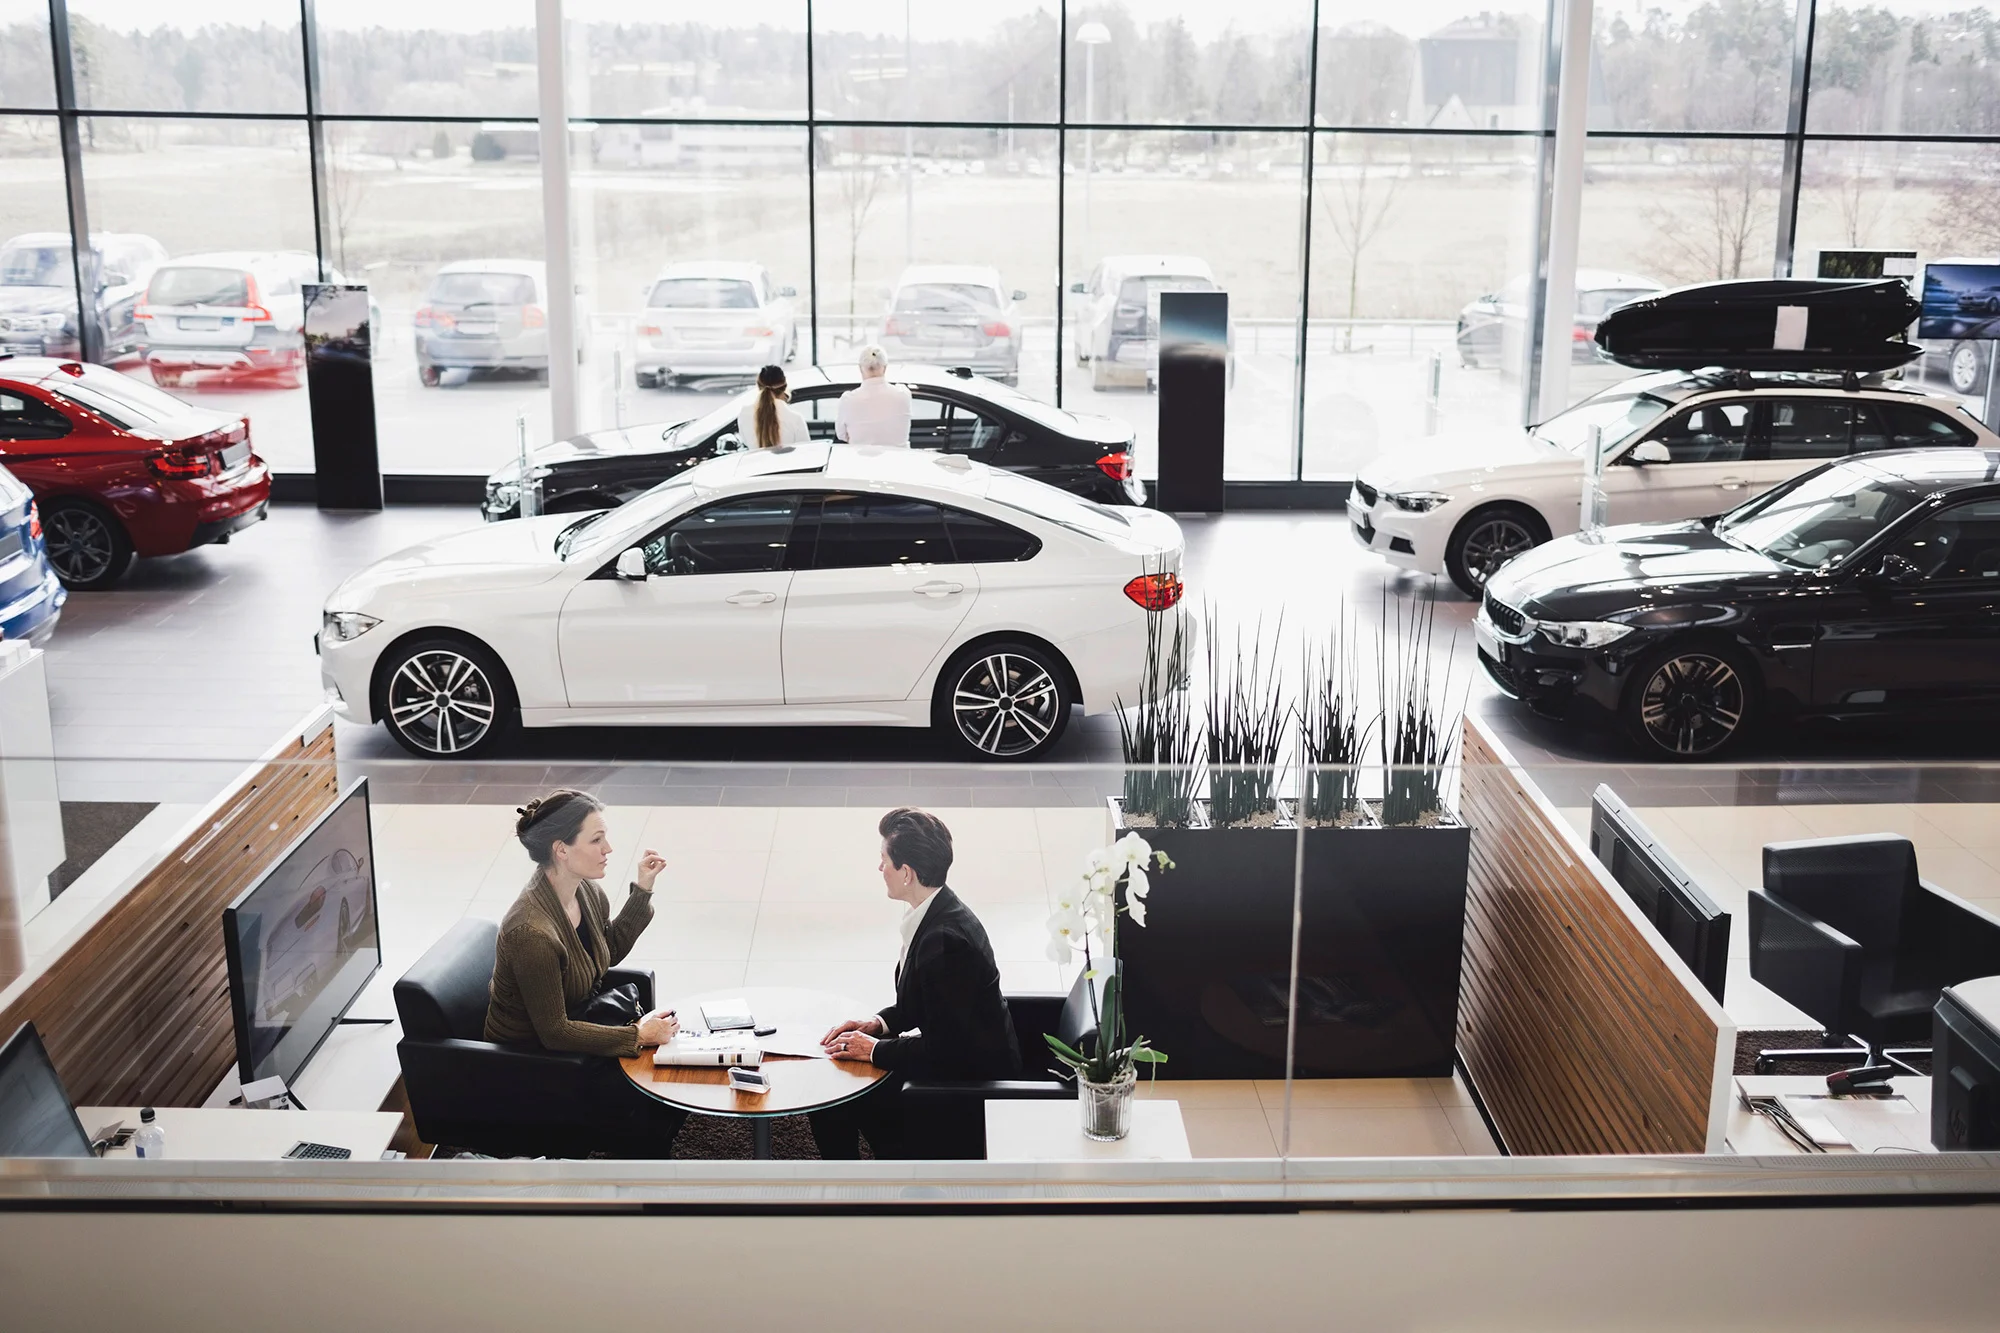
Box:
1761, 400, 1861, 461
1717, 465, 1922, 570
430, 272, 537, 305
640, 493, 798, 576
147, 267, 250, 307
0, 391, 71, 441
944, 506, 1039, 562
1646, 401, 1750, 463
1883, 498, 2000, 583
1877, 402, 1976, 448
812, 493, 949, 569
0, 244, 67, 287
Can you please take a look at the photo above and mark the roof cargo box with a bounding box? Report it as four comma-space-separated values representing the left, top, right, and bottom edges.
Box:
1593, 278, 1920, 371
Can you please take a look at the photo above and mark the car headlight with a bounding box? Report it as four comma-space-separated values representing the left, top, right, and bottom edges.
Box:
322, 611, 381, 644
1535, 619, 1634, 649
1384, 490, 1451, 513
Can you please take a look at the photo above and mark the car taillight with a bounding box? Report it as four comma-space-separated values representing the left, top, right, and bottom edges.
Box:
1096, 451, 1132, 481
1123, 572, 1183, 612
241, 271, 269, 321
884, 316, 910, 337
243, 304, 273, 323
637, 322, 661, 336
981, 320, 1010, 337
1572, 324, 1592, 341
27, 503, 40, 543
146, 447, 214, 479
523, 305, 546, 328
743, 325, 774, 337
414, 306, 435, 328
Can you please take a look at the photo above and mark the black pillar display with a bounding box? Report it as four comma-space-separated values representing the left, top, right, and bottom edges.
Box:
1155, 289, 1227, 513
303, 282, 382, 511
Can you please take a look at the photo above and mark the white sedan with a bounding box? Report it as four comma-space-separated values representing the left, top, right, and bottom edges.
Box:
319, 444, 1186, 761
633, 260, 797, 386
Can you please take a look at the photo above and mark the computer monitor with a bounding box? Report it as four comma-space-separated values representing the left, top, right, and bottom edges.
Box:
1934, 976, 2000, 1151
0, 1021, 93, 1158
223, 778, 380, 1089
1588, 785, 1730, 1002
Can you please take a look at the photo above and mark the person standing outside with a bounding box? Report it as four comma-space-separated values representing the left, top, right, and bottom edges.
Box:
833, 344, 913, 446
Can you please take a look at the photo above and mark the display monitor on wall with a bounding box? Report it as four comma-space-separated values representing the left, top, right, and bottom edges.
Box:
223, 779, 380, 1089
1588, 785, 1729, 1002
1918, 260, 2000, 342
0, 1022, 93, 1158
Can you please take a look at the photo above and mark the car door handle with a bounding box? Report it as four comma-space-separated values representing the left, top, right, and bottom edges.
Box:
724, 591, 777, 605
913, 581, 964, 597
1718, 476, 1750, 490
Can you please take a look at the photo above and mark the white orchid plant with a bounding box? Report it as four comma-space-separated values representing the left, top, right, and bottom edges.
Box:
1043, 832, 1175, 1084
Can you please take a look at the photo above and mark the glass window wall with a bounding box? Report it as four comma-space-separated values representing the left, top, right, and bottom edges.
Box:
1320, 4, 1541, 131
0, 0, 55, 107
1066, 1, 1312, 128
817, 1, 1058, 124
1807, 0, 2000, 136
569, 2, 808, 119
314, 1, 538, 118
64, 1, 305, 114
0, 117, 78, 365
1592, 0, 1795, 133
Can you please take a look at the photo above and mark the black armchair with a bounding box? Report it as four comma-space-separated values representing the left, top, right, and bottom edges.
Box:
897, 968, 1107, 1160
393, 918, 680, 1158
1749, 834, 2000, 1081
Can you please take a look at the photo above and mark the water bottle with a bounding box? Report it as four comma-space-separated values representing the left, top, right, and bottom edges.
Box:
133, 1106, 166, 1160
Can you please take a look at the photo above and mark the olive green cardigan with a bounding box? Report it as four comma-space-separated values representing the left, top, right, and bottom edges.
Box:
483, 872, 655, 1058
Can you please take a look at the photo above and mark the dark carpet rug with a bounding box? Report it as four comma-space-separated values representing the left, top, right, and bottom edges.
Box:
1735, 1028, 1932, 1078
46, 801, 157, 900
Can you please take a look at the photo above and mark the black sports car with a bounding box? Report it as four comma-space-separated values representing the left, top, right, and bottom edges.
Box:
1475, 447, 2000, 759
483, 364, 1144, 520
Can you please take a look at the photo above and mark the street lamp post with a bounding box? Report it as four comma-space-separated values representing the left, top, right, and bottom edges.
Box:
1076, 22, 1111, 258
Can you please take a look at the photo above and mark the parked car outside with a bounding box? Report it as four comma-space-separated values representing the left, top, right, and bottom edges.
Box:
416, 259, 548, 386
1071, 254, 1223, 391
878, 265, 1024, 384
326, 443, 1184, 761
632, 261, 797, 387
0, 357, 269, 589
1349, 370, 1999, 596
0, 458, 64, 643
137, 250, 336, 389
1456, 270, 1662, 369
481, 363, 1144, 520
1476, 447, 2000, 758
0, 232, 167, 365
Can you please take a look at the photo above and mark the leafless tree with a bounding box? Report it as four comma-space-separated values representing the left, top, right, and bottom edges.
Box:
836, 157, 886, 336
1645, 144, 1776, 281
1317, 137, 1407, 349
1925, 146, 2000, 256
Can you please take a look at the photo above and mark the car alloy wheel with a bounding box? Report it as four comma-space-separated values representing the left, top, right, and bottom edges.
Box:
386, 648, 500, 755
1457, 515, 1537, 588
949, 650, 1065, 759
44, 504, 133, 590
1950, 343, 1984, 395
1636, 651, 1746, 758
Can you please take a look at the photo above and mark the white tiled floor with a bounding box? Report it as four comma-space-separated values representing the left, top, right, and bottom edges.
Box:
1559, 802, 2000, 1030
1144, 1073, 1498, 1158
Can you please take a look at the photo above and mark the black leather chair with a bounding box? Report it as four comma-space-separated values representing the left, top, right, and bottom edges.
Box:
393, 918, 681, 1158
897, 967, 1107, 1160
1750, 834, 2000, 1080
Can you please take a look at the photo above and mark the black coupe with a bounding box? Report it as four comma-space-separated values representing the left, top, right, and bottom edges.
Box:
483, 364, 1144, 520
1476, 447, 2000, 758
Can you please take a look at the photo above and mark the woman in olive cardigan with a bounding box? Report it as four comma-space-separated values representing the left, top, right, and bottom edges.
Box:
485, 789, 681, 1058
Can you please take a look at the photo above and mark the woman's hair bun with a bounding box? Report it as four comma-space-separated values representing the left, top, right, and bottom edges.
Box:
516, 789, 605, 866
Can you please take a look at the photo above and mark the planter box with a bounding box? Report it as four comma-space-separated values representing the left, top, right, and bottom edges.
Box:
1110, 800, 1470, 1079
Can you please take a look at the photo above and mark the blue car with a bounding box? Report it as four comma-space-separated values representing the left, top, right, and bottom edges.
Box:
0, 462, 64, 644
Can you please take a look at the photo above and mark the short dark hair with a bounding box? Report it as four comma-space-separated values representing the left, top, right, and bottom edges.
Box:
515, 789, 604, 866
880, 807, 953, 888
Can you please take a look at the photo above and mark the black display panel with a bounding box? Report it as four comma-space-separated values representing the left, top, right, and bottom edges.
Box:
1155, 289, 1228, 513
304, 282, 383, 511
223, 780, 380, 1088
1588, 785, 1730, 1003
0, 1022, 92, 1159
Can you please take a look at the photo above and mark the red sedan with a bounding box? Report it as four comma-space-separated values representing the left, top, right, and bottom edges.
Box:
0, 357, 270, 588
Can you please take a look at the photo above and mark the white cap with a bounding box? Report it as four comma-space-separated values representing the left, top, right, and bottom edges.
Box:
858, 344, 887, 375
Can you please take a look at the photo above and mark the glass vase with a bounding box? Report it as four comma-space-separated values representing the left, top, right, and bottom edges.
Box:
1079, 1067, 1137, 1141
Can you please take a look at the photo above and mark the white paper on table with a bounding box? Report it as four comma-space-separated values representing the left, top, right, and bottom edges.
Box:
756, 1029, 833, 1059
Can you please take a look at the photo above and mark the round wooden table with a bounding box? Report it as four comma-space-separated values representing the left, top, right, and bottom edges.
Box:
620, 986, 888, 1158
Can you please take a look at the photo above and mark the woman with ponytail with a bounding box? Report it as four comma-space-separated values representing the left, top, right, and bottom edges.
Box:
736, 364, 809, 449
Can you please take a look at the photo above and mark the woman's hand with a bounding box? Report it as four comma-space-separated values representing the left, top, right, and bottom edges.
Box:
636, 1008, 679, 1046
826, 1030, 877, 1063
820, 1015, 885, 1045
634, 849, 666, 893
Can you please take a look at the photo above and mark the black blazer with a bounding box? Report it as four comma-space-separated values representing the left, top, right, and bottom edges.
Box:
873, 887, 1022, 1080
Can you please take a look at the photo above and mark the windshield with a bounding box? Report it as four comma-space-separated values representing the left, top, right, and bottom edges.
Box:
0, 245, 67, 287
47, 369, 197, 428
648, 278, 759, 309
1716, 463, 1920, 570
557, 472, 700, 558
429, 272, 536, 306
1534, 393, 1671, 456
147, 266, 250, 307
1117, 274, 1216, 306
895, 283, 1000, 313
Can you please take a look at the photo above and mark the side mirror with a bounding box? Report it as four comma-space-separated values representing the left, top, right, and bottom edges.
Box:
1011, 289, 1027, 302
777, 285, 797, 298
1069, 281, 1087, 295
1627, 441, 1671, 465
615, 548, 647, 581
1875, 553, 1923, 586
717, 431, 746, 454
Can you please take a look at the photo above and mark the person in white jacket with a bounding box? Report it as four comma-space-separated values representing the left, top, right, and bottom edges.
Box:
737, 364, 810, 448
833, 344, 913, 446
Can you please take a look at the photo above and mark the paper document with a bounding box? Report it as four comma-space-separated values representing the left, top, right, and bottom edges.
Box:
755, 1028, 833, 1060
653, 1034, 762, 1067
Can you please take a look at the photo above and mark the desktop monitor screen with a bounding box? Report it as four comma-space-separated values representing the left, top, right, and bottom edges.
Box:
1588, 785, 1730, 1002
0, 1021, 92, 1158
223, 779, 380, 1088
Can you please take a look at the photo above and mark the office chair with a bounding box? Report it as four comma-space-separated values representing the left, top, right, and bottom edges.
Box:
393, 918, 679, 1158
1749, 834, 2000, 1085
895, 967, 1108, 1160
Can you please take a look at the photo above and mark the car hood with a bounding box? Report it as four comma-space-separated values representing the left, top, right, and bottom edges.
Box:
1485, 520, 1792, 618
514, 422, 692, 472
328, 514, 577, 606
0, 286, 77, 318
1357, 426, 1573, 491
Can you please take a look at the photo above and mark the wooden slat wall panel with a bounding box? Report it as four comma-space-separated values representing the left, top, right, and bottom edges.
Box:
1456, 718, 1724, 1155
0, 723, 338, 1107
